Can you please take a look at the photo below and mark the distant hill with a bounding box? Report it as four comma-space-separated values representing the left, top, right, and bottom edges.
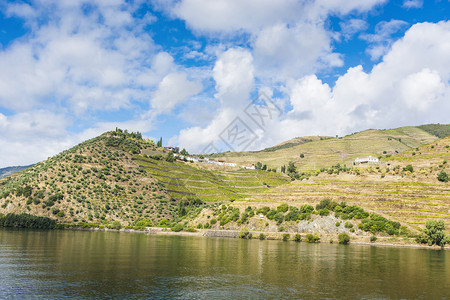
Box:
0, 165, 33, 179
211, 124, 448, 171
417, 124, 450, 139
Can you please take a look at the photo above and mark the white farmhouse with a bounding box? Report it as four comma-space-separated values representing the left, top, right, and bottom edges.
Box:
354, 156, 379, 164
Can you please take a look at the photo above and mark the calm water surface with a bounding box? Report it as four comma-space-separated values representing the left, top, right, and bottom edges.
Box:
0, 229, 449, 299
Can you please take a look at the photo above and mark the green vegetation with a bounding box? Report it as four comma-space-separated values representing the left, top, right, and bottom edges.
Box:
305, 233, 320, 243
294, 233, 302, 242
416, 220, 449, 247
437, 170, 449, 182
282, 233, 290, 241
418, 124, 450, 139
338, 232, 350, 244
0, 213, 56, 229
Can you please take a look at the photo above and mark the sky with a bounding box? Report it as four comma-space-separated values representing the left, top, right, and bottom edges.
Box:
0, 0, 449, 167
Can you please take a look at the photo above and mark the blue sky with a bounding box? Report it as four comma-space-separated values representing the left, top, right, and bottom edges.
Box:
0, 0, 449, 167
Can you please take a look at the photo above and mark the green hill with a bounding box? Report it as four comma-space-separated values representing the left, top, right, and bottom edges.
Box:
211, 125, 445, 171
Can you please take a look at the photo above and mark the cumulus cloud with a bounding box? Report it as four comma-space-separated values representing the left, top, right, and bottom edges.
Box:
178, 21, 450, 153
177, 48, 255, 151
167, 0, 384, 79
151, 72, 202, 113
361, 19, 409, 60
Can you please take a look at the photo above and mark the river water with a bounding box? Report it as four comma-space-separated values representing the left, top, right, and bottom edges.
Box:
0, 229, 449, 299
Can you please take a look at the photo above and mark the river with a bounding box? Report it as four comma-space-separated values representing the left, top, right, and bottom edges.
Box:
0, 229, 449, 298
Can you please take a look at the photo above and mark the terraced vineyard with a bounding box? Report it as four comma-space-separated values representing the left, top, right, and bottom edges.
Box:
247, 175, 450, 231
134, 155, 291, 202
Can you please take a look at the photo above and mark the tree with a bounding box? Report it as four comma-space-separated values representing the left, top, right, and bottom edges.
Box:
403, 164, 414, 173
157, 137, 163, 147
281, 165, 286, 173
300, 153, 304, 158
420, 220, 449, 247
437, 170, 449, 182
180, 148, 189, 156
240, 227, 250, 239
287, 161, 296, 174
256, 162, 262, 170
338, 232, 350, 244
166, 152, 175, 162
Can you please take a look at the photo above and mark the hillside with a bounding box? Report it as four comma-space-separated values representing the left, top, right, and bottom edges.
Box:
0, 126, 449, 242
210, 125, 445, 171
0, 130, 176, 225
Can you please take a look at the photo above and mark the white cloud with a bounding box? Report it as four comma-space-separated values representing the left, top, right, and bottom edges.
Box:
402, 0, 423, 9
213, 48, 254, 107
177, 48, 255, 151
151, 72, 202, 113
177, 21, 450, 153
361, 19, 409, 60
0, 0, 162, 113
168, 0, 384, 79
340, 19, 369, 40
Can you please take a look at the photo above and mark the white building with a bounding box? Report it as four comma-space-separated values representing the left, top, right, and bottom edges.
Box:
354, 156, 379, 164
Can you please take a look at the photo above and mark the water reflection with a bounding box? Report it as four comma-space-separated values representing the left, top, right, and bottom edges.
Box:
0, 229, 449, 299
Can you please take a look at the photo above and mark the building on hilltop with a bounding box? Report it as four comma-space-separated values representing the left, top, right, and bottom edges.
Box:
354, 156, 379, 165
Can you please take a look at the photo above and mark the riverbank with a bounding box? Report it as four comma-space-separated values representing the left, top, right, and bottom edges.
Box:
64, 226, 448, 250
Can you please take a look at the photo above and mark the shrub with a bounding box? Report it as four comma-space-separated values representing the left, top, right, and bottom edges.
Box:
318, 208, 329, 216
294, 233, 301, 242
111, 220, 121, 230
344, 222, 353, 229
305, 233, 320, 243
277, 203, 289, 213
300, 204, 314, 214
282, 233, 290, 241
210, 218, 217, 225
172, 223, 183, 232
259, 233, 266, 240
338, 232, 350, 244
370, 235, 377, 242
240, 227, 250, 239
419, 220, 449, 247
403, 165, 414, 173
437, 170, 449, 182
335, 222, 341, 227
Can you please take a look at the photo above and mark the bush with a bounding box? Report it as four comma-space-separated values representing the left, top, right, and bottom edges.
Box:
370, 235, 377, 242
294, 233, 301, 242
300, 204, 314, 214
277, 203, 289, 213
403, 165, 414, 173
318, 208, 329, 216
282, 233, 290, 241
305, 233, 320, 243
240, 227, 250, 239
419, 220, 449, 247
111, 220, 121, 230
338, 232, 350, 245
259, 233, 266, 240
172, 223, 183, 232
437, 170, 449, 182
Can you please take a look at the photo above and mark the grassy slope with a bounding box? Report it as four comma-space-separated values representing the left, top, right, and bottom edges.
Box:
212, 126, 439, 171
